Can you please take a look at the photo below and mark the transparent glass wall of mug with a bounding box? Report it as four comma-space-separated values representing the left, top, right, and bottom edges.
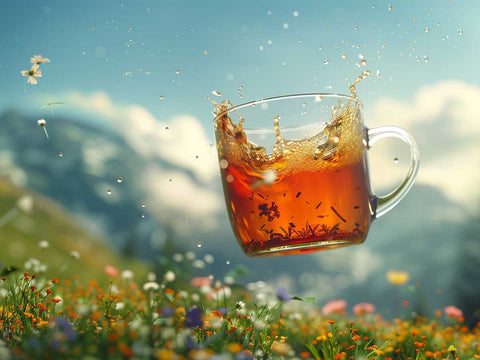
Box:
214, 94, 419, 257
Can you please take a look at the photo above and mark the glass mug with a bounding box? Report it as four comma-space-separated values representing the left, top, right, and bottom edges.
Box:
214, 94, 419, 257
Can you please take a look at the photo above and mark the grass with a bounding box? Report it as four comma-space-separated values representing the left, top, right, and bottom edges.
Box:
0, 176, 149, 284
0, 255, 479, 360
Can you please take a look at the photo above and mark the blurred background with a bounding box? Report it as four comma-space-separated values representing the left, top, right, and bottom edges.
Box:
1, 0, 479, 322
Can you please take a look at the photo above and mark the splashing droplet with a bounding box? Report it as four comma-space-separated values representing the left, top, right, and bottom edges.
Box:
196, 241, 202, 248
314, 95, 322, 102
219, 159, 229, 169
361, 59, 367, 66
211, 90, 222, 96
107, 189, 112, 195
117, 177, 123, 183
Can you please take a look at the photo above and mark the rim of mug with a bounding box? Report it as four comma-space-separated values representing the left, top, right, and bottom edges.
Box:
213, 93, 363, 123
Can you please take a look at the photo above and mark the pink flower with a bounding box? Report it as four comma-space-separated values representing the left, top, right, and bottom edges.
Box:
444, 305, 463, 319
104, 265, 119, 277
352, 302, 375, 316
190, 277, 212, 287
322, 299, 347, 315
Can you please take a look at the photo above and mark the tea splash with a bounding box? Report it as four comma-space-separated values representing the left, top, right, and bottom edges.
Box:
213, 76, 375, 256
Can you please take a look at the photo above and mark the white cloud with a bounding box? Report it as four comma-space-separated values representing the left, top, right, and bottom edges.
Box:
66, 91, 219, 183
366, 80, 480, 210
65, 91, 224, 235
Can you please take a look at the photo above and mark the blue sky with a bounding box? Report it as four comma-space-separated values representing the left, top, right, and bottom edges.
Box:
2, 0, 480, 127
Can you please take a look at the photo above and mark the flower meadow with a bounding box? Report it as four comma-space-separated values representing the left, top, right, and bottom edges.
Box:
0, 257, 479, 360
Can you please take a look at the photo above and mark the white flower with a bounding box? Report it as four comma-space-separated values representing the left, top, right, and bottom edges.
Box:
30, 55, 50, 64
143, 281, 159, 291
121, 269, 134, 280
17, 195, 34, 214
115, 302, 125, 310
70, 250, 80, 260
21, 64, 42, 84
38, 240, 49, 249
192, 259, 205, 269
236, 301, 246, 310
172, 253, 184, 262
147, 272, 156, 282
185, 251, 196, 260
163, 270, 175, 282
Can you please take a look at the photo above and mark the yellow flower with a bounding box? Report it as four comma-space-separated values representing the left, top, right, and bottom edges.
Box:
21, 64, 42, 84
227, 343, 243, 354
386, 270, 410, 285
37, 320, 49, 329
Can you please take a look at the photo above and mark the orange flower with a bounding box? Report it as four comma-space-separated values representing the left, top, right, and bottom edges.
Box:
52, 298, 62, 303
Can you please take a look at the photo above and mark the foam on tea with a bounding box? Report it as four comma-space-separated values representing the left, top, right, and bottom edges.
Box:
214, 76, 375, 256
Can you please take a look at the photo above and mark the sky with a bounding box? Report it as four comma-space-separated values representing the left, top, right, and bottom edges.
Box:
1, 0, 480, 302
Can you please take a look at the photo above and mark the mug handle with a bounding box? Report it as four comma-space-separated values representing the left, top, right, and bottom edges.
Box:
367, 126, 420, 218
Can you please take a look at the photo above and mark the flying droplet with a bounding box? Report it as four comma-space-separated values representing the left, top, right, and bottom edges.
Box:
458, 29, 463, 35
424, 27, 430, 33
376, 70, 381, 77
341, 53, 346, 59
175, 69, 180, 74
185, 214, 189, 223
283, 23, 289, 29
141, 202, 146, 208
354, 26, 359, 31
141, 214, 146, 218
238, 85, 243, 91
293, 10, 299, 17
423, 56, 429, 63
211, 90, 222, 96
416, 57, 421, 63
361, 59, 367, 66
387, 4, 392, 11
196, 241, 202, 248
324, 59, 330, 65
393, 157, 399, 164
117, 177, 123, 183
203, 49, 208, 55
297, 39, 302, 44
159, 95, 164, 100
58, 152, 64, 157
107, 189, 112, 195
225, 260, 231, 265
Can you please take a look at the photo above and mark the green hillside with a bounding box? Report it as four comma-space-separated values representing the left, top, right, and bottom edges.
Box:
0, 176, 150, 283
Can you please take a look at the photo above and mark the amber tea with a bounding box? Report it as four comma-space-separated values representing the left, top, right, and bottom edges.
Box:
214, 93, 419, 257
